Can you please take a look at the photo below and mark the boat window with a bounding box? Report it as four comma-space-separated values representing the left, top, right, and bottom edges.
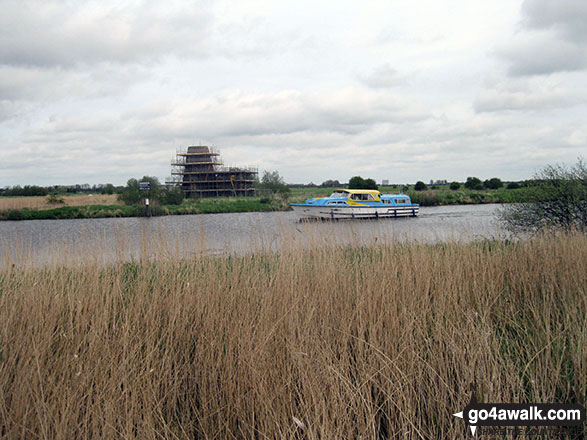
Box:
350, 193, 374, 201
382, 199, 391, 204
326, 201, 347, 205
330, 192, 346, 198
394, 198, 409, 204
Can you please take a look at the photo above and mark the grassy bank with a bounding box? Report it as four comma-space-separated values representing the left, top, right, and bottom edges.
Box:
0, 196, 289, 221
0, 233, 585, 438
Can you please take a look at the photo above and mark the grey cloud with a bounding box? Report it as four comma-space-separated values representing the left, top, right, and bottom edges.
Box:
522, 0, 587, 44
498, 0, 587, 76
0, 0, 213, 68
498, 32, 587, 76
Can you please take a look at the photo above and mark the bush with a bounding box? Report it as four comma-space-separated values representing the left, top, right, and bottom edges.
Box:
464, 177, 483, 190
163, 187, 184, 205
449, 181, 460, 190
498, 159, 587, 233
506, 182, 521, 189
414, 181, 428, 191
5, 209, 25, 221
46, 194, 65, 205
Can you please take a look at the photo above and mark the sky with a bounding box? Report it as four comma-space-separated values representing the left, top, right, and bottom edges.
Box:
0, 0, 586, 186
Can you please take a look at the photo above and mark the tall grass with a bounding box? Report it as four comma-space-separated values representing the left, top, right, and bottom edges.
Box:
0, 234, 585, 439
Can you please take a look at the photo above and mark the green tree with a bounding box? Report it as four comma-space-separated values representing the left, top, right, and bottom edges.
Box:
259, 171, 290, 194
499, 159, 587, 233
348, 176, 366, 189
449, 181, 460, 190
348, 176, 378, 190
102, 183, 115, 195
484, 177, 503, 189
118, 178, 140, 205
118, 176, 162, 205
464, 177, 483, 190
364, 178, 378, 190
414, 181, 428, 191
321, 179, 341, 188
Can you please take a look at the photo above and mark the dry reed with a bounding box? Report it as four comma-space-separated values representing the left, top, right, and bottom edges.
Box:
0, 195, 120, 211
0, 233, 585, 439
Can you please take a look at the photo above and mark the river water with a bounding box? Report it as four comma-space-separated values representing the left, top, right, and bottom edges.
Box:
0, 204, 505, 268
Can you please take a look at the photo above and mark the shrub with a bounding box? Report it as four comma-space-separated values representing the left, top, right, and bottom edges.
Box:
46, 194, 65, 205
414, 181, 428, 191
499, 159, 587, 233
163, 187, 184, 205
449, 181, 460, 190
5, 209, 25, 221
506, 182, 521, 189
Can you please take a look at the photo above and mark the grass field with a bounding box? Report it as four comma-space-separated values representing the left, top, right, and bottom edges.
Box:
0, 233, 585, 438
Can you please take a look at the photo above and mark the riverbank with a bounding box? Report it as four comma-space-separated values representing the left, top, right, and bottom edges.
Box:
0, 195, 289, 221
1, 233, 584, 438
0, 187, 526, 221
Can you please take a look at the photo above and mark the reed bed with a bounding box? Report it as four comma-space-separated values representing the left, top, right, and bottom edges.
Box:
0, 233, 585, 439
0, 195, 120, 211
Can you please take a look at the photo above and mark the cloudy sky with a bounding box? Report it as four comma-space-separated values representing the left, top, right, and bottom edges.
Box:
1, 0, 585, 186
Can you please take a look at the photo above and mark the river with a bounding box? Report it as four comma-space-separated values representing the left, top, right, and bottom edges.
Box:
0, 204, 505, 268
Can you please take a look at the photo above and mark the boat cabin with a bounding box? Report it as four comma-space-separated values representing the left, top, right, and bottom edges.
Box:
330, 189, 381, 201
380, 194, 412, 205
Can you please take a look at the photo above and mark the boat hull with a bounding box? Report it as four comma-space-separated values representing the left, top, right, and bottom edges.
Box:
291, 204, 419, 220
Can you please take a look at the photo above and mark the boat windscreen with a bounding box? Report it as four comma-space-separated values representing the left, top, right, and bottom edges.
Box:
330, 192, 347, 198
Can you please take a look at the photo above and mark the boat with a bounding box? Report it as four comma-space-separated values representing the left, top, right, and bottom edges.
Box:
290, 189, 419, 220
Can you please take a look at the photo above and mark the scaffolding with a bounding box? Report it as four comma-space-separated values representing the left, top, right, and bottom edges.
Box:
166, 146, 258, 198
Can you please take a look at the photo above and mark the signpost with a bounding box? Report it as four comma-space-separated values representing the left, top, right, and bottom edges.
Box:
139, 181, 151, 217
139, 181, 151, 191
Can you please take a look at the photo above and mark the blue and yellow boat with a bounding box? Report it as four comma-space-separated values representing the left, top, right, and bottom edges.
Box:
290, 189, 419, 220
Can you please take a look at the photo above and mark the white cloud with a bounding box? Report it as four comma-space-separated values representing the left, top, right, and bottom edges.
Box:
357, 64, 406, 89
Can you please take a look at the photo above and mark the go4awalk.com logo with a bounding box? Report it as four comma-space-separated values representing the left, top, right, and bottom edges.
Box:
453, 392, 585, 436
